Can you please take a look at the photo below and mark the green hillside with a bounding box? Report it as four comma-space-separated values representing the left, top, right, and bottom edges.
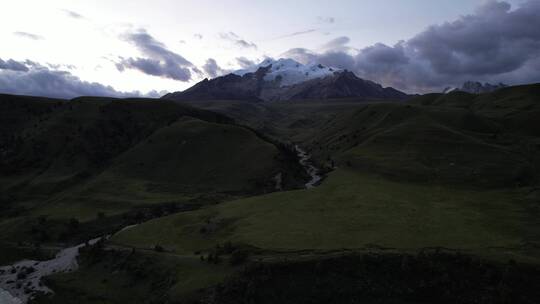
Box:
0, 95, 305, 248
2, 84, 540, 304
178, 85, 540, 188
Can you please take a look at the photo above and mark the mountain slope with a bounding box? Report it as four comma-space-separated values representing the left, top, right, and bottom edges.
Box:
234, 58, 339, 86
444, 81, 508, 94
162, 59, 408, 102
271, 70, 408, 101
0, 94, 306, 220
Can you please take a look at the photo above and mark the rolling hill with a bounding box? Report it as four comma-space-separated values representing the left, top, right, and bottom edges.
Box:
1, 83, 540, 304
0, 94, 306, 229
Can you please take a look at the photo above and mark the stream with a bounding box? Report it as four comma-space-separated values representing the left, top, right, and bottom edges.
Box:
0, 237, 103, 303
0, 148, 320, 303
295, 145, 322, 189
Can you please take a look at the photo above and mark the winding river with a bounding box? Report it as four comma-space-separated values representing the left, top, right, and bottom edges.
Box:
0, 237, 103, 303
295, 145, 322, 189
0, 147, 321, 303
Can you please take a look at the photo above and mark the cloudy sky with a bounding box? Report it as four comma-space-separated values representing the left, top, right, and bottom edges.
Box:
0, 0, 539, 98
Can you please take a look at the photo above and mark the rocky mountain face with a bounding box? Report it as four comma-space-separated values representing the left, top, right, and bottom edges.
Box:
271, 71, 408, 101
162, 59, 409, 102
444, 81, 507, 94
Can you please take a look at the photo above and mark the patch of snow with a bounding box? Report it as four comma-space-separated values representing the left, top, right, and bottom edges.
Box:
234, 58, 340, 87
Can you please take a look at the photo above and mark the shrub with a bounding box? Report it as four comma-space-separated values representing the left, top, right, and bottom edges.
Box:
230, 250, 249, 266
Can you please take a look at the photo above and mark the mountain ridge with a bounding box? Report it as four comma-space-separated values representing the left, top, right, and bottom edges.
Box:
444, 81, 508, 94
162, 59, 409, 102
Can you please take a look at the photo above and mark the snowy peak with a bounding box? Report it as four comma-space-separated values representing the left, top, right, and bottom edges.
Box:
163, 59, 408, 102
234, 58, 340, 87
444, 81, 507, 94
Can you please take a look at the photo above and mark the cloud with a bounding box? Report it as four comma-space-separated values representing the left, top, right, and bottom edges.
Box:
281, 1, 540, 93
219, 32, 257, 49
236, 57, 257, 69
274, 29, 318, 40
202, 58, 229, 78
13, 31, 43, 40
0, 58, 145, 99
62, 9, 84, 19
320, 36, 351, 51
280, 48, 318, 64
317, 16, 335, 24
0, 58, 30, 72
115, 29, 201, 81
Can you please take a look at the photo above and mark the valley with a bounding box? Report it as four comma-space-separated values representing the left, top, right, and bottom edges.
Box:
1, 83, 540, 303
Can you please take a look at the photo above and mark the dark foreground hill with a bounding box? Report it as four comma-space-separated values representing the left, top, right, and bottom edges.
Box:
1, 84, 540, 304
0, 94, 306, 222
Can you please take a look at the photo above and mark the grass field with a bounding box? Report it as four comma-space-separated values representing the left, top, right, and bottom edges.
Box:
34, 249, 235, 304
26, 117, 293, 221
2, 86, 540, 303
112, 168, 540, 264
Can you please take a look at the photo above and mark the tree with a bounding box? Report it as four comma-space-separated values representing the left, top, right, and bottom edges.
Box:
97, 211, 106, 220
230, 250, 249, 265
68, 218, 80, 230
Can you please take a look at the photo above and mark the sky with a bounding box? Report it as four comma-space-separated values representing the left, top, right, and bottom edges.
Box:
0, 0, 539, 98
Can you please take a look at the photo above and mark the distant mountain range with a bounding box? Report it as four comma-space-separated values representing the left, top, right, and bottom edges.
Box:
162, 58, 409, 102
444, 81, 507, 94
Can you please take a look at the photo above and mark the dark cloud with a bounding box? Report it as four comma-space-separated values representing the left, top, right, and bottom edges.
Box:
13, 31, 43, 40
281, 1, 540, 93
219, 32, 257, 49
236, 57, 257, 69
318, 51, 356, 70
407, 0, 540, 76
0, 58, 30, 72
0, 58, 144, 99
62, 9, 84, 19
116, 29, 201, 81
202, 58, 228, 78
280, 48, 318, 64
320, 36, 351, 51
46, 63, 76, 70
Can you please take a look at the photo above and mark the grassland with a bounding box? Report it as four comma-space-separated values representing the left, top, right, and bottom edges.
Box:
112, 168, 540, 264
2, 85, 540, 303
34, 250, 235, 304
0, 95, 305, 251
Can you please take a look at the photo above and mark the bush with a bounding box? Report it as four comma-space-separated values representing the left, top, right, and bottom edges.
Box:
230, 250, 249, 265
68, 218, 80, 230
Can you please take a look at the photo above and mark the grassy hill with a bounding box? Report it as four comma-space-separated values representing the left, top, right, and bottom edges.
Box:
2, 84, 540, 303
0, 94, 306, 248
112, 168, 540, 262
35, 116, 303, 220
105, 84, 540, 301
177, 85, 540, 188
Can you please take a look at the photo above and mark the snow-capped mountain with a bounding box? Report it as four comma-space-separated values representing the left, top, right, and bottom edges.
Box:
444, 81, 507, 94
163, 58, 408, 102
234, 58, 340, 87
